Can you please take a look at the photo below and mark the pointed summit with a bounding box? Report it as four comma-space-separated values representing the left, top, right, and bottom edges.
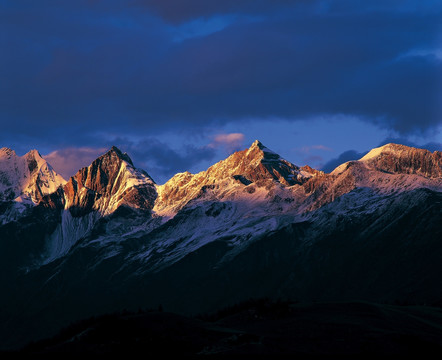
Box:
96, 146, 134, 167
0, 148, 65, 203
249, 139, 265, 150
155, 140, 320, 216
248, 139, 279, 152
235, 140, 314, 185
244, 140, 279, 164
24, 149, 46, 174
62, 147, 156, 216
25, 149, 43, 159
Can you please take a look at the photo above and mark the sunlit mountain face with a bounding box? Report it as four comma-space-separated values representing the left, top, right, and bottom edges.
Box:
0, 141, 441, 355
1, 0, 441, 356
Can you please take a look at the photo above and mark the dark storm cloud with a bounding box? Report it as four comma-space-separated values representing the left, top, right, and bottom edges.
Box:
144, 11, 441, 134
41, 139, 219, 183
321, 150, 368, 173
131, 0, 301, 23
132, 0, 442, 23
0, 0, 441, 150
114, 138, 218, 183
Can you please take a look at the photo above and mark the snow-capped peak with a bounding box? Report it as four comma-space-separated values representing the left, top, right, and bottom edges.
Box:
360, 143, 411, 161
248, 139, 271, 152
153, 141, 319, 217
359, 143, 441, 178
0, 148, 66, 204
246, 139, 279, 159
0, 147, 16, 159
62, 146, 156, 216
106, 145, 135, 167
26, 149, 42, 158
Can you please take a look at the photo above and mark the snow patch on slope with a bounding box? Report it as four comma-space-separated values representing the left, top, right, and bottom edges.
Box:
101, 160, 155, 216
44, 211, 100, 264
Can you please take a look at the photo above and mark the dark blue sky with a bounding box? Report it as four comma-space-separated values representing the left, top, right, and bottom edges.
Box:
1, 0, 441, 183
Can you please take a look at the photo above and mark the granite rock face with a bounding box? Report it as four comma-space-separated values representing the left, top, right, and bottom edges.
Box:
60, 146, 157, 217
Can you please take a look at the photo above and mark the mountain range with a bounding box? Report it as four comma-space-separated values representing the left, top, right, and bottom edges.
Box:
0, 141, 441, 350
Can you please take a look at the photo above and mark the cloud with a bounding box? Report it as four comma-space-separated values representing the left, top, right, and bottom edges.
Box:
113, 137, 219, 183
299, 145, 333, 153
44, 147, 108, 179
131, 0, 297, 23
133, 0, 442, 23
208, 133, 245, 153
43, 139, 220, 184
302, 155, 325, 169
321, 150, 368, 173
292, 144, 333, 169
0, 0, 441, 152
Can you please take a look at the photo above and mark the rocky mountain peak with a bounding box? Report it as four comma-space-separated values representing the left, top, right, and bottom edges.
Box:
0, 147, 16, 159
154, 141, 318, 216
248, 139, 266, 151
0, 148, 66, 203
360, 143, 442, 178
246, 140, 280, 162
25, 149, 43, 159
107, 146, 134, 166
23, 149, 47, 174
234, 140, 314, 186
62, 146, 156, 216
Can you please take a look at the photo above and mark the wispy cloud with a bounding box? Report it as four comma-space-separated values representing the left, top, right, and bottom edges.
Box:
396, 48, 442, 62
299, 145, 333, 153
43, 147, 108, 179
208, 133, 245, 153
291, 144, 333, 168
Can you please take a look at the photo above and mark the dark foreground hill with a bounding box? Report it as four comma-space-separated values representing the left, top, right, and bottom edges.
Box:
11, 300, 442, 358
